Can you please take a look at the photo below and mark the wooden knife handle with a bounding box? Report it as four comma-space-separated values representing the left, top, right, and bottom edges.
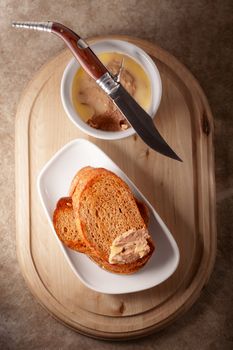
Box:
51, 22, 107, 80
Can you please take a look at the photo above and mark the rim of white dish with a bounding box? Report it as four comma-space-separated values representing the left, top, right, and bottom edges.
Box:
61, 39, 162, 140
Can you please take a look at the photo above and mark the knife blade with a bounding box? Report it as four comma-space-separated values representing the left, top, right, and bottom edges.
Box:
110, 85, 182, 161
12, 21, 181, 161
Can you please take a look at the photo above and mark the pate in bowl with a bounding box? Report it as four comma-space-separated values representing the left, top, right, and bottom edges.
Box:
61, 39, 162, 140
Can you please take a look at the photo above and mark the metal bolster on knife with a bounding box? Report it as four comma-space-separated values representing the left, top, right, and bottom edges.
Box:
96, 72, 120, 95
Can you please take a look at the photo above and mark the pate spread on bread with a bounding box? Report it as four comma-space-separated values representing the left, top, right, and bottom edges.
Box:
109, 228, 150, 264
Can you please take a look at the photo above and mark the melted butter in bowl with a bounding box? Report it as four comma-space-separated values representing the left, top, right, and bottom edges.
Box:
72, 52, 152, 132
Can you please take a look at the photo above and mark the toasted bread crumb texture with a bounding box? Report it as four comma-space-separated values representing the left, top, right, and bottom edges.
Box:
76, 172, 146, 258
53, 197, 88, 253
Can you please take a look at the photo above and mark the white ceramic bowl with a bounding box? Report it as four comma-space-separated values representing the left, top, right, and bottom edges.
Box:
61, 39, 162, 140
37, 139, 179, 294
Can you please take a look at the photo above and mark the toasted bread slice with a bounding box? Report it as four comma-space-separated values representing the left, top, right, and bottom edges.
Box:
70, 166, 149, 228
53, 196, 149, 254
53, 197, 153, 274
53, 197, 92, 253
70, 167, 118, 252
71, 167, 153, 263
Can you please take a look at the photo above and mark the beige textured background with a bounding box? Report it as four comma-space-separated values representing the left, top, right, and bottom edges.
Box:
1, 0, 233, 349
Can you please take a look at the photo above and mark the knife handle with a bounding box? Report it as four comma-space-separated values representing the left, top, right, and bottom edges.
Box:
52, 22, 108, 80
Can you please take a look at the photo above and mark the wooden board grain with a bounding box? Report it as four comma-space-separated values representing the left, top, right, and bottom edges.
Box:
15, 36, 216, 340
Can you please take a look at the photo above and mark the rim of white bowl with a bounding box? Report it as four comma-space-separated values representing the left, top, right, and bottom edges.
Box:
61, 39, 162, 140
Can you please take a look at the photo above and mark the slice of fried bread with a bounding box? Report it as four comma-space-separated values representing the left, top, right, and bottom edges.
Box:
53, 197, 92, 253
53, 196, 153, 274
71, 167, 154, 265
53, 196, 149, 253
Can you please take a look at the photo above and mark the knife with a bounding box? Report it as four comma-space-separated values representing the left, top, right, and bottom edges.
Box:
12, 21, 181, 161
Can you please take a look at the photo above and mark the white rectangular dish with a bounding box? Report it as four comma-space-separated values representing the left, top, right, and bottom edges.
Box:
37, 138, 179, 294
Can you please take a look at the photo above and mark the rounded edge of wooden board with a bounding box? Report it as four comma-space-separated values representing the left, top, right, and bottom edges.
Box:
15, 35, 216, 340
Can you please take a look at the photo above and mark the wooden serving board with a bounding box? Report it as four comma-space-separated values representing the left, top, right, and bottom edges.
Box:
15, 36, 216, 340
